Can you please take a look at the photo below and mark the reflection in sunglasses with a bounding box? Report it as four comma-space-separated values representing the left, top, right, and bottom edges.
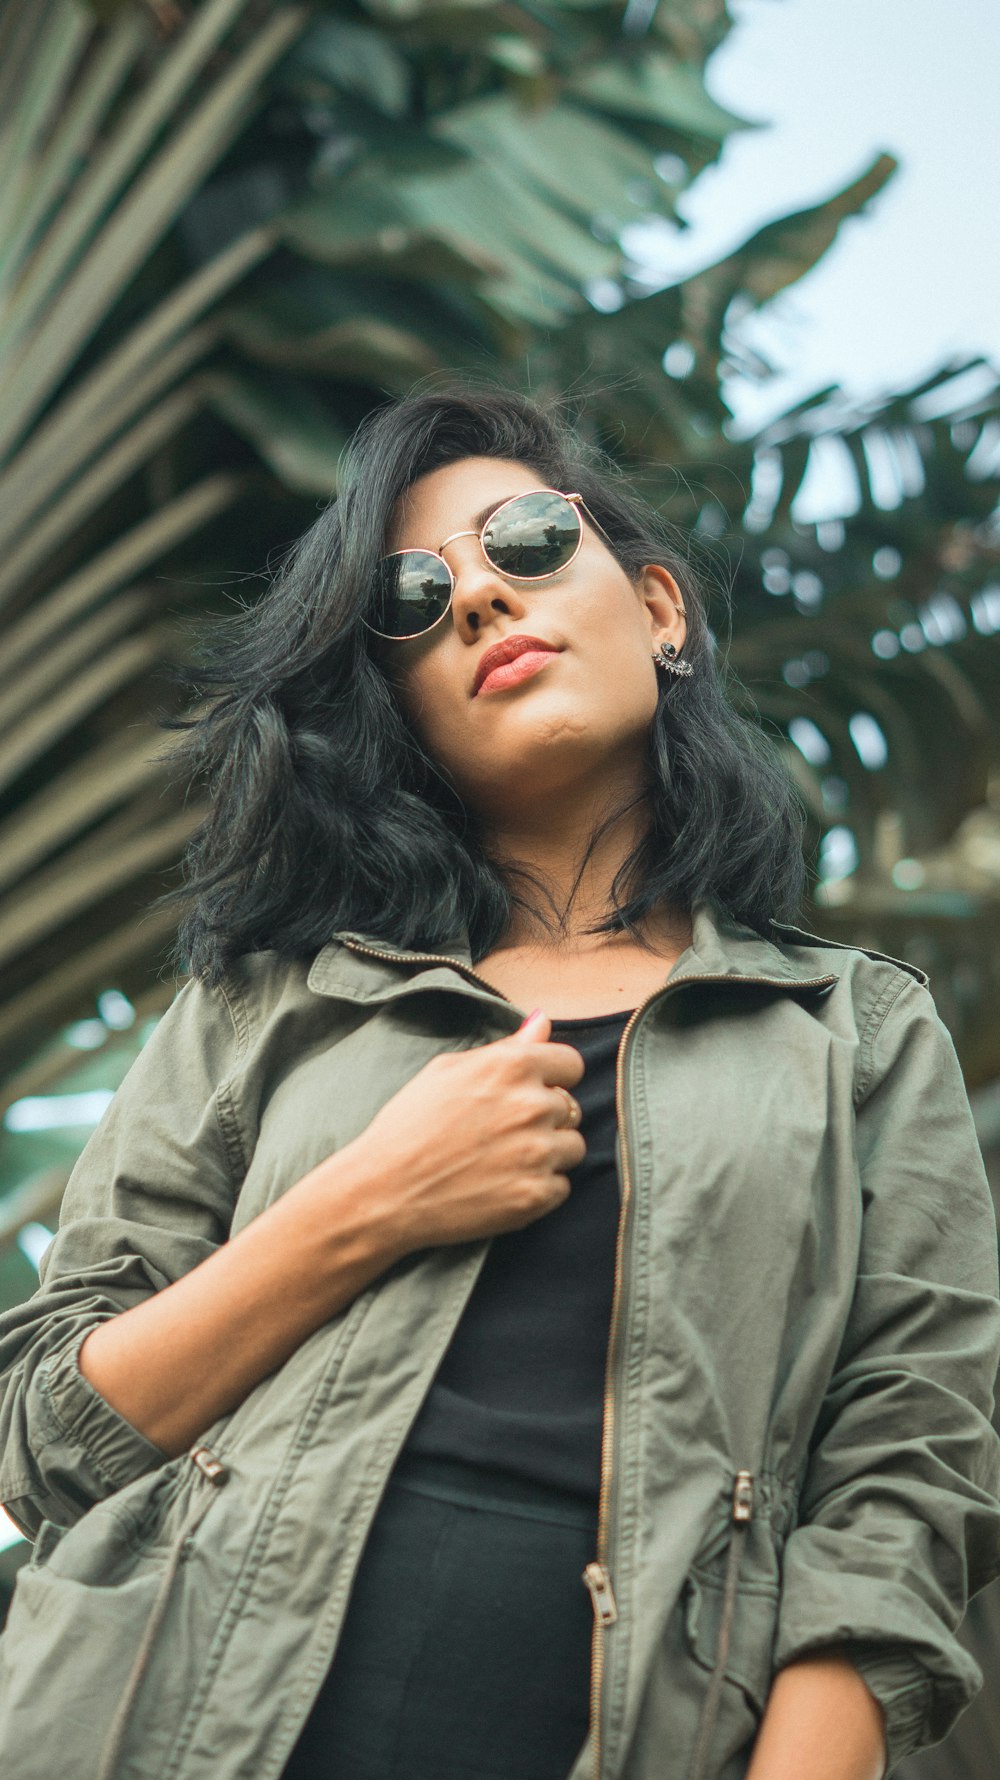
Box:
368, 489, 586, 639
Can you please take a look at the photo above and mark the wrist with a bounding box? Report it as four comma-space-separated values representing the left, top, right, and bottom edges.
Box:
301, 1140, 414, 1283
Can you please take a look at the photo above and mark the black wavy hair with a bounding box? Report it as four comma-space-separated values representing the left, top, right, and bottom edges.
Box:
167, 381, 807, 981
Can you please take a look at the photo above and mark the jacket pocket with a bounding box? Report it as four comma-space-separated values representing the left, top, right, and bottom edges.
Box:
683, 1565, 780, 1722
0, 1449, 225, 1780
0, 1555, 168, 1778
628, 1567, 780, 1780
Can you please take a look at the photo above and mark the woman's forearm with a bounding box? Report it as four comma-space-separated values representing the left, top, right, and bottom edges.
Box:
79, 1146, 409, 1459
746, 1649, 887, 1780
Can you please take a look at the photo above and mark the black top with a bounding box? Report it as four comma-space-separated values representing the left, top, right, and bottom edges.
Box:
401, 1008, 631, 1501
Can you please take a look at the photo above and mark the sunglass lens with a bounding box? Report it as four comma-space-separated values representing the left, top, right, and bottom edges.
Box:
371, 550, 452, 638
482, 491, 581, 579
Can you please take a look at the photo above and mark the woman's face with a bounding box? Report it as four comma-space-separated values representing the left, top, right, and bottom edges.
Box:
379, 456, 687, 824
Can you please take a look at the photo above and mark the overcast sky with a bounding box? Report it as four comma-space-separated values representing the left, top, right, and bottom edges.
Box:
628, 0, 1000, 442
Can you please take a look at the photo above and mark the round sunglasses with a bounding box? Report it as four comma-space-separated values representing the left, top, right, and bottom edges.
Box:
365, 487, 594, 642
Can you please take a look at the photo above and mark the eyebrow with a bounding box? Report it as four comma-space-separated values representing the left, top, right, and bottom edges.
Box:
414, 496, 507, 557
393, 494, 522, 556
466, 498, 506, 537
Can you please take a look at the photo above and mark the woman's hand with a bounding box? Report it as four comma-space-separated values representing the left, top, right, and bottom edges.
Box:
342, 1008, 587, 1255
78, 1009, 584, 1458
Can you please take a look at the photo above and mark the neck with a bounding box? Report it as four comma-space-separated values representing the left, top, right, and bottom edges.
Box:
481, 782, 670, 954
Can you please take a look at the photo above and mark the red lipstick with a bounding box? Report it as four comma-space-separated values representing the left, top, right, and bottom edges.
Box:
472, 634, 560, 697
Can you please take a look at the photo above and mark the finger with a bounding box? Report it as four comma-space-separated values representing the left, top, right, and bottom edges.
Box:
552, 1131, 586, 1173
536, 1041, 586, 1089
513, 1008, 550, 1043
552, 1087, 582, 1129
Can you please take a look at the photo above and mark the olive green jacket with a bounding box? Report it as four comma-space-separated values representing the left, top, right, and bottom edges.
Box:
0, 900, 998, 1780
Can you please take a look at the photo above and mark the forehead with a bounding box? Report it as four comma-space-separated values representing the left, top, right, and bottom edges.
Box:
387, 456, 551, 551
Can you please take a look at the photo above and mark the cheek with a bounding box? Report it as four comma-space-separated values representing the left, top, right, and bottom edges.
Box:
393, 662, 465, 758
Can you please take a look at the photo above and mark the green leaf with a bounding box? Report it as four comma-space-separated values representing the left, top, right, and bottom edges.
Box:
202, 369, 350, 495
0, 805, 203, 976
0, 607, 153, 779
680, 152, 900, 352
0, 224, 272, 557
0, 383, 204, 610
224, 306, 441, 388
0, 0, 91, 270
284, 170, 490, 275
0, 14, 144, 297
0, 726, 168, 899
0, 0, 259, 355
0, 473, 246, 680
0, 4, 308, 460
284, 18, 409, 118
436, 93, 671, 229
568, 50, 753, 142
0, 903, 179, 1079
484, 34, 546, 77
358, 0, 499, 19
220, 266, 480, 381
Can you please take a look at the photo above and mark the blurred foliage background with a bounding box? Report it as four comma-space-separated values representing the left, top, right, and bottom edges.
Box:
0, 1, 998, 1753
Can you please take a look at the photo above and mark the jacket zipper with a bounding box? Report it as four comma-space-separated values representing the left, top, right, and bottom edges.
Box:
340, 938, 836, 1780
580, 989, 646, 1778
581, 971, 835, 1780
339, 931, 632, 1776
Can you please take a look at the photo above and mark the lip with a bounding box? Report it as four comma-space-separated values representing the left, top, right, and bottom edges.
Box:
477, 651, 558, 697
472, 634, 560, 697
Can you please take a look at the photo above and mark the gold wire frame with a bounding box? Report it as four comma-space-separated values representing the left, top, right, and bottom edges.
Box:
365, 488, 590, 641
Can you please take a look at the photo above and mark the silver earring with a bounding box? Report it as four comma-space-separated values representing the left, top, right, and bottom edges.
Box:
652, 640, 694, 678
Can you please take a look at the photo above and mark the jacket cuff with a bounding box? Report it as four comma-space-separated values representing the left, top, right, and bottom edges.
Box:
838, 1644, 932, 1773
36, 1324, 171, 1498
776, 1631, 981, 1775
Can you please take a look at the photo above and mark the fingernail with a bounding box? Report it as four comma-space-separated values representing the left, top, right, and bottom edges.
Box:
519, 1008, 543, 1029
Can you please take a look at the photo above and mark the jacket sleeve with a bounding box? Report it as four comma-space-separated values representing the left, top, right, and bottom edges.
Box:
773, 970, 1000, 1773
0, 974, 245, 1540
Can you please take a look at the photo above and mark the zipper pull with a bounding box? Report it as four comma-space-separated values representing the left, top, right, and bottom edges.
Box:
732, 1469, 754, 1524
190, 1444, 229, 1485
582, 1560, 618, 1625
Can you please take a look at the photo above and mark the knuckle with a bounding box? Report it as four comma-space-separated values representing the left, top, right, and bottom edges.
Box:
512, 1175, 546, 1215
518, 1132, 549, 1171
505, 1044, 534, 1074
514, 1087, 547, 1126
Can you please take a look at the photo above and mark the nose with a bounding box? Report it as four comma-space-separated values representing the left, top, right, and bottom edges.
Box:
443, 540, 529, 642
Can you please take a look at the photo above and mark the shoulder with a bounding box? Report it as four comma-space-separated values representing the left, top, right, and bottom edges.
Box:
765, 917, 939, 1076
767, 918, 929, 991
184, 947, 321, 1053
766, 919, 962, 1116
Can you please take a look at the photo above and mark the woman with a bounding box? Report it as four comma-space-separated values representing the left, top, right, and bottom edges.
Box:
0, 385, 998, 1780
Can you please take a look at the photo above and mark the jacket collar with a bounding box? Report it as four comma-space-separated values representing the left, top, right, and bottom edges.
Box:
306, 898, 842, 1008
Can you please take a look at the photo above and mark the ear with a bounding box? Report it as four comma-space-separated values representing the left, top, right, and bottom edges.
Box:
636, 564, 687, 655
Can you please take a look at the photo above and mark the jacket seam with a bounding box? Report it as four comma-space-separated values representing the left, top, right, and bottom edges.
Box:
854, 973, 913, 1104
0, 1474, 39, 1500
215, 1081, 249, 1188
215, 973, 253, 1189
217, 972, 251, 1058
